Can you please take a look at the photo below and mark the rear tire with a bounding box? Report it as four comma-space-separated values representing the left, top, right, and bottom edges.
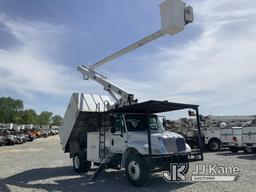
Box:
125, 154, 149, 187
208, 139, 220, 151
229, 147, 239, 153
73, 152, 91, 173
243, 147, 253, 154
6, 139, 14, 146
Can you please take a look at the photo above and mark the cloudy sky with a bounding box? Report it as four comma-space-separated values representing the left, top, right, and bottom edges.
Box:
0, 0, 256, 117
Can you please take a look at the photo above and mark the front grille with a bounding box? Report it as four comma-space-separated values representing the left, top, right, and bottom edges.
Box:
162, 138, 176, 153
176, 138, 186, 152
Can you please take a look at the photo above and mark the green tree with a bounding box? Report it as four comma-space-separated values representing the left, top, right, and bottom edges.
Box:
51, 115, 63, 126
0, 97, 24, 123
38, 111, 53, 125
22, 109, 38, 124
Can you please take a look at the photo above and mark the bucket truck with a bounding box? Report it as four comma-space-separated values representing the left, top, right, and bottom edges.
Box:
59, 0, 203, 186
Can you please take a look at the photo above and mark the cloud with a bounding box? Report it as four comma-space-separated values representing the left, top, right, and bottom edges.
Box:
0, 16, 100, 99
105, 0, 256, 115
1, 1, 256, 116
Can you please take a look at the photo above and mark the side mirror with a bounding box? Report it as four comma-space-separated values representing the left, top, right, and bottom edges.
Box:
162, 119, 167, 127
111, 127, 116, 134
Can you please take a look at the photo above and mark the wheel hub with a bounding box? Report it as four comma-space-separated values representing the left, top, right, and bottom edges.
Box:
128, 160, 140, 180
74, 156, 80, 169
212, 142, 218, 150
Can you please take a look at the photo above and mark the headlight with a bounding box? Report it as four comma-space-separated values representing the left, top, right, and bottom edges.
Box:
159, 138, 167, 153
185, 143, 192, 152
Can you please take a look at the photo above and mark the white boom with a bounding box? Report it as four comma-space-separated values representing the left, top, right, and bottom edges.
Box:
77, 65, 136, 107
89, 30, 166, 70
78, 0, 194, 107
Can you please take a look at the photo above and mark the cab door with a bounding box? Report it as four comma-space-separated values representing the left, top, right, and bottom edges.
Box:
110, 115, 127, 153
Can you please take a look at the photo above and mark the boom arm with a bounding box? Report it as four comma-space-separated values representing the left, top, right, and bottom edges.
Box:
78, 65, 137, 107
89, 30, 166, 70
78, 0, 194, 108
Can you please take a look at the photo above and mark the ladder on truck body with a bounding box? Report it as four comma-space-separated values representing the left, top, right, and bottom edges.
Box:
88, 101, 110, 182
99, 101, 109, 160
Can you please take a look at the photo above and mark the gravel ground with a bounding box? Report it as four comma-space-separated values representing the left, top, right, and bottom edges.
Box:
0, 135, 256, 192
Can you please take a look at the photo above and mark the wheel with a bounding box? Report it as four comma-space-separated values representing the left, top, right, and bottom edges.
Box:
6, 139, 14, 146
208, 139, 220, 151
181, 156, 189, 174
229, 147, 239, 153
243, 147, 253, 154
125, 154, 149, 187
73, 152, 91, 173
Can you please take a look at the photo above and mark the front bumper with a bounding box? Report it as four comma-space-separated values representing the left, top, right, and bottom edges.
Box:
149, 150, 203, 161
145, 150, 203, 171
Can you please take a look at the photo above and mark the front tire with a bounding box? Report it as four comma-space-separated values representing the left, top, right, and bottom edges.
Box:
208, 139, 220, 151
125, 154, 149, 187
243, 147, 253, 154
73, 152, 91, 173
229, 147, 239, 153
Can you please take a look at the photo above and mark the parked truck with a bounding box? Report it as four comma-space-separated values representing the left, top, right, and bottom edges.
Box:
59, 0, 203, 186
242, 120, 256, 153
220, 127, 253, 153
60, 94, 203, 186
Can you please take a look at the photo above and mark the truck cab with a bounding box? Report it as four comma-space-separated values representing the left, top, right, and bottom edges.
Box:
107, 113, 191, 156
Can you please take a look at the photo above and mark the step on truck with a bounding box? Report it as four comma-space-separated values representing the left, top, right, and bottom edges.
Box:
59, 0, 203, 186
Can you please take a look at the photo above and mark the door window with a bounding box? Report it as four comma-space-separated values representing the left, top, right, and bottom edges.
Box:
113, 115, 126, 133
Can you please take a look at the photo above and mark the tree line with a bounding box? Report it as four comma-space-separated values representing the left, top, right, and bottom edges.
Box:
0, 97, 62, 126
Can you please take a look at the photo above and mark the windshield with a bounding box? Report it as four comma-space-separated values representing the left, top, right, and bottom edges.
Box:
125, 114, 165, 132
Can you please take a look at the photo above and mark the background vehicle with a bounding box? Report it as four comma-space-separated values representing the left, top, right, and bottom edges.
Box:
221, 127, 253, 153
242, 124, 256, 153
0, 136, 6, 146
5, 135, 16, 145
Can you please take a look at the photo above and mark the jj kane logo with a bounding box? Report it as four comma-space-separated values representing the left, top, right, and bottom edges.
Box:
162, 163, 189, 182
162, 163, 240, 182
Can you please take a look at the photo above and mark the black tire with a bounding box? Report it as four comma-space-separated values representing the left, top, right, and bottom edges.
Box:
125, 154, 149, 187
208, 139, 220, 151
6, 139, 14, 146
243, 147, 253, 154
181, 157, 189, 175
73, 152, 91, 173
229, 147, 239, 153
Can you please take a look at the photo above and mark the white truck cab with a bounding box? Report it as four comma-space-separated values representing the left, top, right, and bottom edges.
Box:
87, 113, 192, 162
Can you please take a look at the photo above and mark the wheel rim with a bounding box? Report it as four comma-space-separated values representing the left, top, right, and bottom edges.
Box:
128, 160, 140, 180
74, 156, 80, 169
211, 142, 218, 150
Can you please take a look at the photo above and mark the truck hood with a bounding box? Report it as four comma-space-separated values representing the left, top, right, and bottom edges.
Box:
127, 131, 189, 155
151, 130, 184, 139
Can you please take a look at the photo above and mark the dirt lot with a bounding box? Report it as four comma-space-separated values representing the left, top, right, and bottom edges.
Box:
0, 135, 256, 192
